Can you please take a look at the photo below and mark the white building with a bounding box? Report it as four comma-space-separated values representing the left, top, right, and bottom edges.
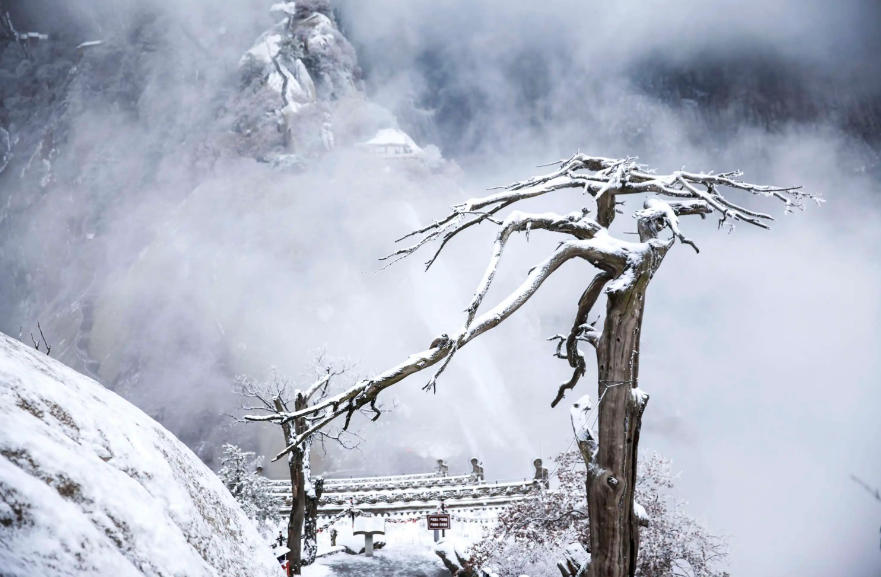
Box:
359, 128, 423, 158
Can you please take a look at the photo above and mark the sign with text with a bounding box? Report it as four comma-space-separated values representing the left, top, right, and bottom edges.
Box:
427, 514, 451, 530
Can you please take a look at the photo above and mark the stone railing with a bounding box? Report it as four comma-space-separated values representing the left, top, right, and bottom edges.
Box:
267, 457, 487, 495
318, 479, 538, 506
274, 479, 540, 515
270, 457, 546, 516
267, 473, 479, 495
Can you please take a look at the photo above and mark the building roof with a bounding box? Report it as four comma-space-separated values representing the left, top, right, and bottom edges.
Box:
361, 129, 423, 155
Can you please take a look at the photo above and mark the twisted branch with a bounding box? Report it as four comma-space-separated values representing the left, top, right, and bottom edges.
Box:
382, 155, 816, 267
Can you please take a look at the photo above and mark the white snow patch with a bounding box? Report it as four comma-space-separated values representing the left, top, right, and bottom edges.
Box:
0, 334, 283, 577
301, 563, 333, 577
241, 33, 283, 67
269, 2, 297, 16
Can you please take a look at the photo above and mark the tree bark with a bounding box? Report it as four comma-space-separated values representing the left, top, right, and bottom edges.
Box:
276, 396, 307, 576
303, 476, 324, 565
586, 243, 660, 577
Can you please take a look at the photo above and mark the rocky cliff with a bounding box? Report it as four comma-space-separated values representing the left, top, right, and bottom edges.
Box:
0, 333, 283, 576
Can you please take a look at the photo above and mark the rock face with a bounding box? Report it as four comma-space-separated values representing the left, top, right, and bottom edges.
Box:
235, 0, 366, 162
0, 1, 452, 469
0, 334, 282, 577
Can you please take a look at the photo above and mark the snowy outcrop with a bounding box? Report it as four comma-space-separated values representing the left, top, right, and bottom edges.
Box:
434, 538, 495, 576
236, 0, 364, 161
238, 0, 360, 107
434, 539, 468, 574
240, 29, 317, 110
232, 1, 457, 171
0, 334, 282, 577
556, 543, 591, 577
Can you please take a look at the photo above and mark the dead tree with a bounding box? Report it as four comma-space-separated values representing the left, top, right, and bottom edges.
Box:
19, 322, 51, 355
271, 153, 818, 577
235, 356, 362, 576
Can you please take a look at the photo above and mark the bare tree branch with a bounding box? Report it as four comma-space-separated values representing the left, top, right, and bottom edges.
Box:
37, 322, 51, 355
550, 272, 612, 408
382, 155, 817, 269
851, 475, 881, 503
272, 235, 649, 461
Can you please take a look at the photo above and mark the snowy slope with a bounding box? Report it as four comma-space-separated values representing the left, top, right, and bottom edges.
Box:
0, 333, 283, 577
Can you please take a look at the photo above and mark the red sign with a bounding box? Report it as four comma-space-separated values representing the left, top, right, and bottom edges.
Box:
427, 514, 451, 530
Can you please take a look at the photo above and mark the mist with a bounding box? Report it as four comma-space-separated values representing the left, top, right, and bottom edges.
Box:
0, 0, 879, 575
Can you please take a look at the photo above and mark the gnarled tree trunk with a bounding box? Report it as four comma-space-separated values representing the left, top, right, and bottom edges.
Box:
276, 395, 307, 575
303, 476, 324, 565
586, 243, 662, 577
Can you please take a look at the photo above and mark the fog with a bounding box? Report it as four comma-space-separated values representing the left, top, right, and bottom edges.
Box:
0, 0, 879, 575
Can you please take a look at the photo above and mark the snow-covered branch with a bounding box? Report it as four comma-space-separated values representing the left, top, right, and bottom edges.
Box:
465, 209, 602, 325
636, 198, 711, 252
382, 153, 817, 269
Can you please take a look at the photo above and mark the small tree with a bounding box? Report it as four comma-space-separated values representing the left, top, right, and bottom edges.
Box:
471, 443, 729, 577
218, 443, 280, 538
235, 355, 366, 575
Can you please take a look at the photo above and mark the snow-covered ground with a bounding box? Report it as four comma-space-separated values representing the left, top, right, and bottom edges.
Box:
0, 334, 282, 576
306, 543, 447, 577
304, 512, 492, 576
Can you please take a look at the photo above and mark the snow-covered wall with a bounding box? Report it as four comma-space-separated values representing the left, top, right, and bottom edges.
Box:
0, 333, 282, 577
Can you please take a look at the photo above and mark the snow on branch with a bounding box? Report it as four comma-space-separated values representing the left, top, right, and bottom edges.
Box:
381, 153, 817, 270
236, 354, 365, 456
272, 233, 637, 462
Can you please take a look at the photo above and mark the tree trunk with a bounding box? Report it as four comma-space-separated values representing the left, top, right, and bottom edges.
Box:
276, 396, 307, 576
586, 246, 659, 577
303, 476, 323, 565
288, 449, 305, 575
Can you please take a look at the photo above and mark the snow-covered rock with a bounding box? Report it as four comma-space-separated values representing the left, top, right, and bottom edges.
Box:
239, 0, 359, 105
269, 2, 298, 17
0, 334, 283, 577
433, 538, 471, 573
556, 542, 591, 577
234, 0, 366, 160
